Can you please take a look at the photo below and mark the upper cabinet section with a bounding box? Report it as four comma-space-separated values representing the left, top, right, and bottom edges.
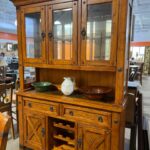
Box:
48, 2, 77, 65
81, 0, 118, 66
19, 0, 119, 69
21, 6, 46, 63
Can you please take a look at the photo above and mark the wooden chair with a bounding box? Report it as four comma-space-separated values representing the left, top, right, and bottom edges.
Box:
136, 63, 144, 85
126, 93, 138, 150
0, 67, 5, 82
0, 82, 15, 139
126, 91, 143, 150
0, 113, 11, 150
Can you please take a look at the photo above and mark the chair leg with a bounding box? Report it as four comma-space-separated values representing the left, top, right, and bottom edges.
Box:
130, 126, 136, 150
8, 111, 15, 139
140, 74, 142, 85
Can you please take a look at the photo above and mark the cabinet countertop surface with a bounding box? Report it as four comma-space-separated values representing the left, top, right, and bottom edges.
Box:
17, 90, 127, 113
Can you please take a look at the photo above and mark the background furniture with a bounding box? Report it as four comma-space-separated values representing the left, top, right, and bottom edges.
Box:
0, 113, 11, 150
126, 93, 137, 150
127, 81, 143, 150
12, 0, 133, 149
0, 82, 16, 139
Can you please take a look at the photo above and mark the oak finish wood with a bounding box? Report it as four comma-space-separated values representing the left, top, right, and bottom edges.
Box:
11, 0, 132, 149
0, 113, 11, 150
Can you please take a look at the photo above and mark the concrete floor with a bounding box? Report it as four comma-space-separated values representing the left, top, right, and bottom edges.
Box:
6, 76, 150, 150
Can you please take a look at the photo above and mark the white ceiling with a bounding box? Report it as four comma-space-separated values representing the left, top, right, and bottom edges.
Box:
133, 0, 150, 32
0, 0, 16, 34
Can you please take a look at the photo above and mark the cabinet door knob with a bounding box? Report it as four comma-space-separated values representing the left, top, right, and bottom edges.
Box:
50, 106, 54, 112
81, 28, 86, 38
28, 103, 32, 108
69, 111, 74, 116
41, 128, 45, 137
98, 116, 103, 122
41, 32, 46, 40
48, 32, 53, 39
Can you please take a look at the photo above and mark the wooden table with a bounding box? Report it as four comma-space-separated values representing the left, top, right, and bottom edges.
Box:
0, 76, 13, 83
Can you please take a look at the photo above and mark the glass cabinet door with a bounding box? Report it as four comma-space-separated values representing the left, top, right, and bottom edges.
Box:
81, 0, 118, 66
48, 2, 77, 65
22, 6, 46, 63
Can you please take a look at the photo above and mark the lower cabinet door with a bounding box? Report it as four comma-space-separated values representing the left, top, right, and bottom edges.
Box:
23, 110, 46, 150
77, 124, 111, 150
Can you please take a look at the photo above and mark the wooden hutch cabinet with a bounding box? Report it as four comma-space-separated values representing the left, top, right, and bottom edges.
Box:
11, 0, 133, 149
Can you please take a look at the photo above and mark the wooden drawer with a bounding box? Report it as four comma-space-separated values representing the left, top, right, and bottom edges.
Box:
23, 97, 59, 116
61, 105, 111, 128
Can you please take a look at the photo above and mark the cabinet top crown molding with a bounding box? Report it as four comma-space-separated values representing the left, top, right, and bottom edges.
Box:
10, 0, 48, 6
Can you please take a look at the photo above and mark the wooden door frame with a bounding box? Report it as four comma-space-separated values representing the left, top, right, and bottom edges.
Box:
23, 110, 46, 150
21, 6, 46, 64
81, 0, 119, 66
47, 2, 78, 65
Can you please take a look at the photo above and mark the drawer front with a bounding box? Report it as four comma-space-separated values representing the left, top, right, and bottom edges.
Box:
23, 98, 59, 116
61, 105, 111, 128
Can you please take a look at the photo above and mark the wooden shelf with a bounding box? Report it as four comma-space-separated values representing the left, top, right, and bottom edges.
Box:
24, 63, 116, 72
53, 134, 75, 146
53, 122, 75, 132
53, 144, 74, 150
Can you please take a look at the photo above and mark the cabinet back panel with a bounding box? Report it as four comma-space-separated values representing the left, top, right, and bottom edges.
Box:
38, 69, 115, 88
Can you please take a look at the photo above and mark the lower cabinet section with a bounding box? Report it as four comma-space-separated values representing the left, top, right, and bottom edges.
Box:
23, 110, 46, 150
23, 115, 111, 150
77, 124, 111, 150
19, 97, 123, 150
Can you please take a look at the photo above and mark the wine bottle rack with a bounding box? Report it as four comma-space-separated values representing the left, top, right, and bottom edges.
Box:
49, 117, 76, 150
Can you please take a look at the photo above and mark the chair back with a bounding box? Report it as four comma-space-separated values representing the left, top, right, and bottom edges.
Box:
0, 67, 4, 78
126, 93, 137, 125
0, 83, 13, 104
0, 113, 11, 150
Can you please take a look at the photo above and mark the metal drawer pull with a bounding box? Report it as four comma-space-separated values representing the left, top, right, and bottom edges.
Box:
69, 111, 74, 116
98, 116, 103, 122
50, 106, 54, 112
28, 103, 32, 108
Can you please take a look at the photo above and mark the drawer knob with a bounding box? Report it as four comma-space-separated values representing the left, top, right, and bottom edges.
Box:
28, 103, 32, 108
98, 116, 103, 122
69, 111, 74, 116
50, 106, 54, 112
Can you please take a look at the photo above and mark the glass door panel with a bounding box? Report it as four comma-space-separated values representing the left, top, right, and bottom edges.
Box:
48, 2, 77, 65
81, 0, 118, 66
53, 8, 73, 61
25, 13, 42, 58
86, 3, 112, 61
22, 6, 46, 63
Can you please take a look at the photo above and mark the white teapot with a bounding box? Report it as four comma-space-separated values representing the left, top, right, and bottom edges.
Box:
61, 77, 75, 96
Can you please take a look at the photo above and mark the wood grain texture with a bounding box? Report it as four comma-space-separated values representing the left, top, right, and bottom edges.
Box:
38, 69, 115, 88
115, 0, 129, 104
11, 0, 132, 149
17, 91, 124, 113
0, 113, 11, 150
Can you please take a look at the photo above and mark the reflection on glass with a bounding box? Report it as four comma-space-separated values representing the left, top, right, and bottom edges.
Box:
53, 8, 73, 60
25, 13, 42, 58
24, 67, 36, 84
86, 3, 112, 61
